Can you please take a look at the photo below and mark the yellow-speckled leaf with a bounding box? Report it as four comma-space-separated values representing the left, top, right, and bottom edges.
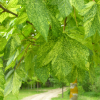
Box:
26, 0, 50, 41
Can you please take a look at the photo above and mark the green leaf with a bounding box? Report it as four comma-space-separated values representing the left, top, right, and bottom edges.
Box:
36, 35, 57, 67
25, 50, 35, 71
0, 26, 6, 36
80, 2, 100, 38
46, 0, 58, 5
18, 0, 26, 5
4, 70, 14, 97
5, 28, 15, 39
0, 37, 7, 52
16, 63, 27, 80
66, 28, 94, 51
5, 49, 19, 71
7, 0, 18, 8
15, 13, 28, 24
5, 61, 15, 71
4, 34, 21, 59
6, 50, 19, 67
4, 75, 13, 97
34, 63, 50, 84
0, 12, 9, 23
0, 58, 3, 68
50, 15, 62, 37
0, 0, 7, 3
97, 1, 100, 20
66, 66, 78, 82
0, 59, 5, 98
58, 0, 72, 18
26, 0, 50, 41
12, 71, 22, 97
89, 63, 95, 83
5, 69, 14, 80
44, 34, 89, 79
52, 57, 73, 80
71, 0, 84, 11
47, 4, 59, 17
21, 24, 32, 39
5, 63, 27, 97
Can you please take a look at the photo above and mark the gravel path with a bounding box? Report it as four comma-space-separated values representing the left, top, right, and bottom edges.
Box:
22, 87, 68, 100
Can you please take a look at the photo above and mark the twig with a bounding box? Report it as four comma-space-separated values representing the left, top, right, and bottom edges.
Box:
28, 37, 36, 41
21, 39, 27, 42
16, 56, 24, 70
49, 26, 51, 30
63, 17, 67, 32
21, 32, 35, 43
26, 21, 36, 33
16, 43, 31, 69
0, 4, 18, 17
26, 21, 33, 25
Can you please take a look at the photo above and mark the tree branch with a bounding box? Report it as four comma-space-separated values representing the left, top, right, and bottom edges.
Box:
0, 4, 18, 17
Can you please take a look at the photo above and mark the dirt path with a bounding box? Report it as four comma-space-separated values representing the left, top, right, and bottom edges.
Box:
22, 87, 68, 100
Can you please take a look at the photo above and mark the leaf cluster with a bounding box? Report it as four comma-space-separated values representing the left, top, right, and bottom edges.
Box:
0, 0, 100, 99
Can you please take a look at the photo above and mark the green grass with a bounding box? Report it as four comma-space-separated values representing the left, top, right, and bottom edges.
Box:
4, 87, 59, 100
51, 86, 100, 100
4, 86, 100, 100
4, 89, 44, 100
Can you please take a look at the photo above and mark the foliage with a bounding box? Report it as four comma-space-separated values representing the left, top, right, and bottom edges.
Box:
90, 76, 100, 93
0, 0, 100, 99
48, 76, 66, 88
0, 58, 5, 100
81, 71, 92, 92
89, 66, 100, 93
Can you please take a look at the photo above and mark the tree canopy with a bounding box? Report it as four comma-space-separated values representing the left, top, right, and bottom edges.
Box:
0, 0, 100, 99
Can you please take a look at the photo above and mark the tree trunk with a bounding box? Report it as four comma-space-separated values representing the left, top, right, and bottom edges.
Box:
70, 79, 78, 100
28, 84, 29, 89
31, 84, 32, 89
37, 82, 39, 92
33, 83, 35, 89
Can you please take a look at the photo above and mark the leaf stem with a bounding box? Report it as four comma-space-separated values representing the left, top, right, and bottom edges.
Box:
0, 4, 18, 17
63, 17, 67, 32
74, 7, 78, 27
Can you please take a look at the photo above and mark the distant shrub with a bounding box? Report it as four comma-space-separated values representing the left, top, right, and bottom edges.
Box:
90, 76, 100, 93
81, 71, 92, 92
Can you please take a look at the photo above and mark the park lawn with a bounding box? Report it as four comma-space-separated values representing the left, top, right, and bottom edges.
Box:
4, 87, 59, 100
4, 89, 45, 100
51, 86, 100, 100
